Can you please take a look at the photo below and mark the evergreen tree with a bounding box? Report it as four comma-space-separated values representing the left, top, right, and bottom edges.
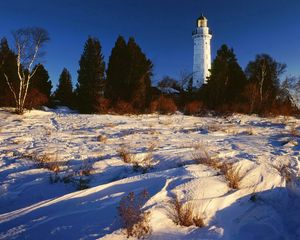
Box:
0, 38, 18, 106
105, 36, 129, 102
106, 36, 152, 111
30, 64, 52, 99
76, 37, 105, 113
54, 68, 73, 107
245, 54, 286, 111
127, 37, 152, 110
205, 44, 246, 108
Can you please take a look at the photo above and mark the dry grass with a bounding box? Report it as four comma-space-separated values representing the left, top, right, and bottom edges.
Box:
117, 147, 135, 163
167, 194, 205, 228
192, 146, 221, 170
192, 144, 243, 189
289, 123, 300, 137
118, 144, 156, 173
244, 127, 254, 135
104, 123, 117, 128
118, 190, 151, 239
272, 163, 293, 183
22, 153, 61, 173
221, 163, 242, 189
97, 134, 108, 143
206, 123, 222, 132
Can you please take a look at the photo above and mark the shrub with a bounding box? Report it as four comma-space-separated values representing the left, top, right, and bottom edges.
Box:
150, 95, 177, 114
184, 101, 203, 115
25, 88, 48, 109
167, 194, 205, 228
113, 100, 135, 114
95, 97, 111, 114
118, 190, 151, 238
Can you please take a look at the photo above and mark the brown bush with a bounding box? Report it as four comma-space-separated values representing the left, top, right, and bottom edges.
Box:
184, 101, 203, 115
167, 194, 205, 228
269, 102, 294, 116
118, 190, 151, 238
95, 97, 111, 114
149, 95, 177, 114
25, 88, 48, 109
113, 100, 136, 114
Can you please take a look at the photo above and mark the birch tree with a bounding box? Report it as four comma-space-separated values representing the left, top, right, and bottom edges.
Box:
245, 54, 286, 111
4, 27, 49, 114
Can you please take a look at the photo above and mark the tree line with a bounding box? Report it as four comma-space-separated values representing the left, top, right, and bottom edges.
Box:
0, 27, 298, 115
160, 45, 298, 116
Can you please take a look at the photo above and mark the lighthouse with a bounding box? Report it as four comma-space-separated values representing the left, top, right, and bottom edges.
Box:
192, 14, 212, 88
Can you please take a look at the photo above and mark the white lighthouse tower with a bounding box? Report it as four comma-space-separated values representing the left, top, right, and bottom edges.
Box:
192, 14, 212, 88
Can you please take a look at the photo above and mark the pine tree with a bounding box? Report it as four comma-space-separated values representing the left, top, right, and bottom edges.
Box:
76, 37, 105, 113
0, 38, 18, 107
23, 64, 52, 109
127, 37, 152, 110
106, 36, 130, 102
30, 64, 52, 99
106, 36, 153, 111
205, 44, 246, 108
54, 68, 73, 107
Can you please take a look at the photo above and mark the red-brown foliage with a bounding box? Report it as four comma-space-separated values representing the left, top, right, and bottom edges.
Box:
184, 101, 203, 115
113, 100, 136, 114
149, 95, 177, 114
95, 97, 111, 114
25, 88, 48, 109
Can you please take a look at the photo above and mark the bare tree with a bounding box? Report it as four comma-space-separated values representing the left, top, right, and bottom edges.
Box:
281, 76, 300, 108
4, 27, 49, 114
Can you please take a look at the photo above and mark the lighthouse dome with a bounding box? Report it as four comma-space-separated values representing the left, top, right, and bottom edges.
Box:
197, 14, 207, 27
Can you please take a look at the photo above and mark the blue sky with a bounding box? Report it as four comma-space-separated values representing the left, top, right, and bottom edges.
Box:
1, 0, 299, 88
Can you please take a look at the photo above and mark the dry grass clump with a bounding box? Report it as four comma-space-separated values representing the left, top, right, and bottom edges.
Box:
97, 134, 108, 143
289, 123, 300, 137
167, 194, 205, 228
221, 163, 242, 189
192, 146, 221, 170
244, 127, 254, 135
117, 147, 135, 163
24, 153, 61, 173
50, 160, 93, 190
104, 123, 117, 128
192, 146, 242, 189
272, 163, 293, 183
118, 144, 156, 173
206, 123, 222, 132
118, 190, 151, 239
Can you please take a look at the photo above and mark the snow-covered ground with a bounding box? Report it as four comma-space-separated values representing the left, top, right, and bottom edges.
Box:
0, 108, 299, 240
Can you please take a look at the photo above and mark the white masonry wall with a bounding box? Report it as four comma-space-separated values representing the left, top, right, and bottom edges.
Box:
192, 22, 212, 88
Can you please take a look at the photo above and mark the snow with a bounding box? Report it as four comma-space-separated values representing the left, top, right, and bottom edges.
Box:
0, 108, 299, 239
